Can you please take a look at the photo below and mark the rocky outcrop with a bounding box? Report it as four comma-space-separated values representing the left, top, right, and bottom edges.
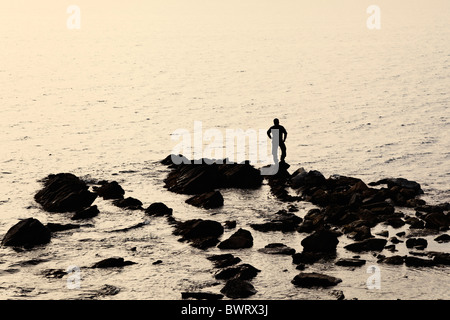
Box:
34, 173, 97, 212
218, 228, 253, 249
1, 218, 51, 247
92, 181, 125, 200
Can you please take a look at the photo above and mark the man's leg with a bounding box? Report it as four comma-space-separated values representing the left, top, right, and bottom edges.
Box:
280, 142, 286, 162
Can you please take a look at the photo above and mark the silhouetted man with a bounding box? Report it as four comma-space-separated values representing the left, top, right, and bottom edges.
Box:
267, 118, 287, 164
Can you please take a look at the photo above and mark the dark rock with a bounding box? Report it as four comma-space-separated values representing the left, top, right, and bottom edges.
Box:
72, 205, 99, 220
384, 217, 405, 228
404, 256, 435, 267
2, 218, 51, 247
389, 237, 402, 244
45, 223, 80, 232
215, 264, 260, 281
330, 290, 345, 300
42, 268, 67, 279
405, 217, 425, 229
295, 264, 306, 270
220, 279, 257, 299
92, 181, 125, 200
379, 255, 404, 265
301, 229, 339, 253
396, 231, 406, 237
185, 191, 224, 209
424, 212, 449, 230
207, 254, 241, 268
218, 228, 253, 249
152, 260, 163, 265
91, 257, 136, 268
431, 252, 450, 265
376, 230, 389, 237
291, 170, 326, 189
434, 234, 450, 243
258, 243, 296, 255
335, 258, 366, 267
174, 219, 224, 241
145, 202, 173, 216
181, 292, 223, 300
161, 154, 190, 166
292, 251, 333, 265
34, 173, 97, 212
291, 272, 342, 287
224, 220, 237, 229
112, 197, 143, 210
190, 237, 221, 250
369, 178, 423, 196
384, 245, 397, 252
96, 284, 121, 297
344, 238, 387, 252
406, 238, 428, 249
250, 210, 302, 232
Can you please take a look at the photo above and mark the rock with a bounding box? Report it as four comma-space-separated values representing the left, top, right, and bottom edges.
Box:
376, 230, 389, 237
344, 238, 387, 252
91, 257, 136, 268
258, 243, 296, 255
207, 254, 241, 268
335, 258, 366, 267
389, 237, 402, 244
431, 252, 450, 265
220, 279, 257, 299
290, 170, 326, 189
152, 260, 163, 265
250, 210, 302, 232
406, 238, 428, 249
1, 218, 51, 247
173, 219, 224, 249
301, 229, 339, 253
434, 234, 450, 243
378, 255, 404, 265
45, 223, 80, 232
34, 173, 97, 213
291, 272, 342, 288
396, 231, 406, 237
218, 228, 253, 249
92, 181, 125, 200
329, 290, 345, 300
163, 158, 263, 195
161, 154, 190, 166
185, 191, 224, 209
369, 178, 423, 196
181, 292, 224, 300
292, 251, 331, 265
424, 212, 449, 230
405, 217, 425, 229
71, 205, 99, 220
145, 202, 173, 216
41, 268, 67, 279
384, 217, 405, 228
215, 264, 260, 281
404, 256, 435, 267
96, 284, 121, 297
112, 197, 143, 210
295, 264, 306, 270
224, 220, 237, 229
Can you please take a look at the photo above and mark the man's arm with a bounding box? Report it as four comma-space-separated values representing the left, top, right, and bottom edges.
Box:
267, 127, 272, 139
282, 127, 287, 142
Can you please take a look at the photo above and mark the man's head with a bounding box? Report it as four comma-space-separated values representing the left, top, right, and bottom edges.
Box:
273, 118, 279, 125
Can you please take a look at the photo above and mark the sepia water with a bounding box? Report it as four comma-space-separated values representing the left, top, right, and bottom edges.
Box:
0, 0, 449, 300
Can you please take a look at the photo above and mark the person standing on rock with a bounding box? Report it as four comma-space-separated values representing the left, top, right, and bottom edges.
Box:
267, 118, 287, 164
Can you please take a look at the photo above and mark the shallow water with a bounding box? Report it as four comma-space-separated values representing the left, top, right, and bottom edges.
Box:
0, 0, 449, 299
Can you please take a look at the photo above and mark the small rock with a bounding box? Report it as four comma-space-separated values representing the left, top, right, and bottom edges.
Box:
434, 234, 450, 243
152, 260, 163, 265
1, 218, 51, 248
215, 264, 260, 281
207, 254, 241, 268
335, 258, 366, 267
389, 237, 403, 244
405, 238, 428, 249
220, 279, 257, 299
45, 223, 80, 233
379, 255, 404, 265
405, 256, 434, 267
376, 230, 389, 237
218, 228, 253, 249
93, 181, 125, 200
72, 205, 99, 220
330, 290, 345, 300
258, 243, 296, 255
145, 202, 173, 216
344, 238, 387, 252
185, 191, 224, 209
301, 229, 339, 253
91, 257, 136, 268
291, 272, 342, 288
224, 220, 237, 229
112, 197, 143, 210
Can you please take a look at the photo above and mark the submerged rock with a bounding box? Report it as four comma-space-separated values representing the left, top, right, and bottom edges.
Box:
344, 238, 387, 252
335, 258, 366, 267
34, 173, 97, 213
185, 191, 224, 209
250, 210, 302, 232
173, 219, 224, 249
220, 279, 257, 299
92, 181, 125, 200
378, 255, 404, 265
207, 254, 241, 268
112, 197, 143, 210
301, 229, 339, 253
91, 257, 136, 268
2, 218, 51, 247
45, 223, 80, 233
218, 228, 253, 249
214, 264, 260, 281
72, 205, 99, 220
291, 272, 342, 288
258, 243, 296, 255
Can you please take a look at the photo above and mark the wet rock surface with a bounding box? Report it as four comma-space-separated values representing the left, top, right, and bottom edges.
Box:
1, 218, 51, 248
291, 272, 342, 288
